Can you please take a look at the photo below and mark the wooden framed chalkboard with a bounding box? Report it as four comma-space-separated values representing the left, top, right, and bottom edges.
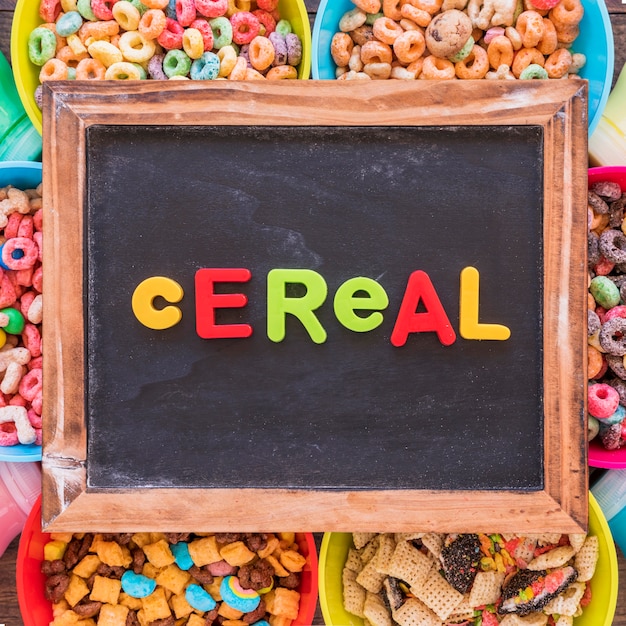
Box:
42, 80, 588, 533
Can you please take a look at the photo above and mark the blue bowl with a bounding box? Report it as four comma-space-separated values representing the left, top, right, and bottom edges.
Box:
0, 161, 42, 463
312, 0, 613, 135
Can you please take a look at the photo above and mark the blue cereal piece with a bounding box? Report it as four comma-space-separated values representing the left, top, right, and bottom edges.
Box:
55, 11, 83, 36
121, 570, 157, 598
171, 541, 193, 570
185, 583, 217, 612
190, 52, 220, 80
220, 575, 261, 613
251, 622, 270, 626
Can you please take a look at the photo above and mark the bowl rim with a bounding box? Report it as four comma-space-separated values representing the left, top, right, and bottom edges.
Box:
318, 494, 619, 626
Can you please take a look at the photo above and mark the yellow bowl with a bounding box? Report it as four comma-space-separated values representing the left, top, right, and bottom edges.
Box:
319, 493, 618, 626
11, 0, 312, 135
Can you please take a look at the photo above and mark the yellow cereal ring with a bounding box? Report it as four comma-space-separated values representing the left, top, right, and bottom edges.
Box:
104, 61, 143, 79
88, 40, 124, 67
266, 65, 298, 79
228, 55, 248, 79
118, 31, 156, 63
112, 0, 141, 31
183, 27, 204, 59
79, 20, 120, 44
217, 45, 238, 76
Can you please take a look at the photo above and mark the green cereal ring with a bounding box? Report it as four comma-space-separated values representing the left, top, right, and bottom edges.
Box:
209, 17, 233, 49
448, 36, 474, 63
28, 27, 57, 66
127, 0, 149, 15
163, 49, 192, 77
77, 0, 98, 21
132, 62, 148, 79
365, 11, 383, 25
275, 18, 292, 36
590, 275, 620, 309
519, 63, 548, 80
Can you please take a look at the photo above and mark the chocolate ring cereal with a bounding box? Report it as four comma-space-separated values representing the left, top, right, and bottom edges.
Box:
454, 42, 488, 78
285, 32, 302, 65
269, 31, 287, 65
361, 39, 393, 64
515, 10, 545, 47
420, 54, 455, 79
487, 35, 513, 69
38, 57, 68, 80
600, 317, 626, 356
600, 229, 626, 265
589, 309, 601, 336
393, 29, 425, 64
331, 32, 353, 66
249, 34, 275, 69
75, 56, 107, 79
549, 0, 583, 25
511, 46, 544, 78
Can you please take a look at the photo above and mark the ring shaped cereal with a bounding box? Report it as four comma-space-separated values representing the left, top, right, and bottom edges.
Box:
254, 9, 276, 35
399, 18, 420, 31
407, 57, 424, 78
228, 55, 248, 79
399, 3, 431, 27
249, 34, 275, 70
519, 62, 548, 79
104, 61, 144, 79
266, 65, 298, 79
511, 46, 544, 78
1, 238, 38, 271
372, 16, 404, 44
285, 33, 302, 66
78, 20, 119, 44
393, 30, 426, 65
38, 23, 65, 54
190, 51, 220, 78
56, 45, 88, 66
230, 11, 260, 45
363, 61, 392, 79
76, 57, 107, 79
487, 35, 513, 69
139, 9, 167, 39
420, 54, 455, 79
454, 44, 488, 79
28, 27, 57, 66
141, 0, 169, 8
269, 32, 288, 65
257, 0, 278, 10
38, 58, 69, 81
182, 27, 205, 58
119, 31, 157, 63
55, 10, 83, 37
112, 1, 141, 31
176, 0, 197, 26
536, 17, 557, 55
414, 0, 442, 15
163, 48, 192, 76
360, 40, 393, 65
549, 0, 583, 26
158, 17, 185, 49
553, 22, 579, 44
331, 32, 353, 67
382, 0, 402, 20
217, 45, 238, 75
588, 346, 604, 379
339, 7, 368, 32
544, 47, 572, 78
195, 0, 228, 17
91, 0, 117, 20
210, 16, 233, 48
515, 10, 545, 48
190, 19, 215, 49
226, 0, 252, 16
353, 0, 382, 14
504, 26, 522, 50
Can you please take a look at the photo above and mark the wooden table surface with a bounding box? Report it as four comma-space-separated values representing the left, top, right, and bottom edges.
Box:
1, 0, 626, 624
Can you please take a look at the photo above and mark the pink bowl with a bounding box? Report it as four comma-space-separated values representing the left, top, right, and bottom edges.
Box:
588, 166, 626, 469
17, 496, 319, 626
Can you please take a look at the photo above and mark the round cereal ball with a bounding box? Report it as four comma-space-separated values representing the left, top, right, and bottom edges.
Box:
425, 9, 473, 59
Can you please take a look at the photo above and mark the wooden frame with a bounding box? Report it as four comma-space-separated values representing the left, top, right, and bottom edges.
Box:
42, 80, 588, 533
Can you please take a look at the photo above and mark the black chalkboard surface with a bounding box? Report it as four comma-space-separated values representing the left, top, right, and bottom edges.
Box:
85, 124, 544, 492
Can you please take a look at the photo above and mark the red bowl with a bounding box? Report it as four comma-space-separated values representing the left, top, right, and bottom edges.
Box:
17, 496, 319, 626
588, 166, 626, 469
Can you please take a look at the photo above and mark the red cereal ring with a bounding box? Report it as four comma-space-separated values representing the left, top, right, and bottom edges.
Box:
27, 409, 42, 429
17, 216, 34, 239
22, 323, 42, 358
4, 214, 22, 240
34, 428, 42, 446
157, 17, 185, 49
15, 268, 34, 287
9, 394, 26, 407
190, 18, 215, 49
32, 391, 43, 416
528, 0, 560, 8
20, 291, 36, 318
39, 0, 62, 22
29, 356, 43, 370
195, 0, 228, 17
32, 267, 43, 293
33, 209, 43, 232
33, 232, 43, 263
19, 368, 42, 402
0, 422, 19, 446
257, 0, 278, 10
176, 0, 197, 26
588, 382, 620, 419
253, 9, 275, 34
0, 274, 17, 309
1, 237, 39, 270
91, 0, 119, 20
230, 11, 260, 44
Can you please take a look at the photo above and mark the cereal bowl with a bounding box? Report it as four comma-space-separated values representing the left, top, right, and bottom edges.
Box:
318, 493, 617, 626
0, 161, 42, 463
17, 496, 319, 626
311, 0, 613, 135
588, 165, 626, 468
11, 0, 312, 135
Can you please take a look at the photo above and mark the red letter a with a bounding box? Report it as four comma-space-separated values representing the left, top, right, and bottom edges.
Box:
390, 270, 456, 347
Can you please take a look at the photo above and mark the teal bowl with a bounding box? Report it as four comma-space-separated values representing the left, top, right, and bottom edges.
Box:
312, 0, 613, 135
0, 161, 42, 463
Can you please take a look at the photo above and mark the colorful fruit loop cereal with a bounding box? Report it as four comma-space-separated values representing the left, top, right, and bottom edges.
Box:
41, 531, 307, 626
587, 179, 626, 451
0, 181, 43, 448
329, 0, 586, 80
342, 531, 598, 626
27, 0, 304, 100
